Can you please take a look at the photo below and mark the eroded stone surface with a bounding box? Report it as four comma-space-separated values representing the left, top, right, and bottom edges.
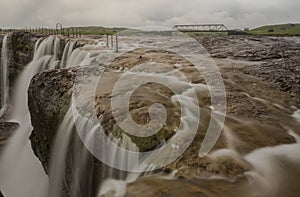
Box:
27, 36, 300, 196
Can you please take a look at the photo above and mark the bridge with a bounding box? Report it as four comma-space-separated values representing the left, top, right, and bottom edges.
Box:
173, 24, 228, 32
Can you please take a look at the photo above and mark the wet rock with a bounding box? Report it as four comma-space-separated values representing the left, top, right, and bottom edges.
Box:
9, 32, 36, 88
28, 39, 300, 196
196, 35, 297, 61
125, 175, 252, 197
126, 148, 300, 197
0, 33, 73, 109
242, 58, 300, 99
95, 72, 180, 152
196, 35, 300, 101
0, 122, 19, 152
0, 33, 37, 108
29, 67, 87, 197
29, 67, 294, 181
29, 67, 78, 172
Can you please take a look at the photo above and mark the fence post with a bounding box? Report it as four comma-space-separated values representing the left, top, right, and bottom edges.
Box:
111, 35, 113, 49
115, 35, 119, 52
106, 34, 109, 47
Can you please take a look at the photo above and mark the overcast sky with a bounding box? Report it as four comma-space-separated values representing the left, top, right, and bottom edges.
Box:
0, 0, 299, 29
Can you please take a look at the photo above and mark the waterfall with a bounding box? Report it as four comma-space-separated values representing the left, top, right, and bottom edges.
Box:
46, 103, 140, 197
48, 108, 75, 197
61, 40, 75, 68
66, 48, 89, 67
49, 70, 202, 196
53, 37, 61, 60
1, 33, 299, 197
67, 41, 76, 60
49, 37, 61, 69
60, 41, 70, 67
0, 35, 75, 197
34, 38, 43, 55
0, 35, 9, 117
10, 36, 60, 121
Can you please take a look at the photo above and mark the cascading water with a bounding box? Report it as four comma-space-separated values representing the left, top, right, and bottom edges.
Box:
66, 48, 89, 67
0, 35, 77, 197
10, 36, 60, 120
49, 37, 61, 69
47, 104, 141, 197
61, 40, 75, 68
0, 35, 9, 117
53, 37, 61, 60
45, 66, 203, 196
34, 38, 43, 54
33, 66, 300, 197
48, 108, 75, 197
0, 33, 299, 197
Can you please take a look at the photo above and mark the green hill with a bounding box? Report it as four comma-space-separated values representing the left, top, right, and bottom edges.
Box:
251, 23, 300, 36
64, 26, 127, 35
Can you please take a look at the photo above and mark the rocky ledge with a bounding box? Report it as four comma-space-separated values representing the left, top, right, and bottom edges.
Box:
28, 37, 299, 196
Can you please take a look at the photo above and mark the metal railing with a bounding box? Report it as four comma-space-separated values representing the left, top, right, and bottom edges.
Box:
106, 34, 119, 52
0, 24, 82, 38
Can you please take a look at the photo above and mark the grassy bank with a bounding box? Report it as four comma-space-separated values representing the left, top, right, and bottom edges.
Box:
64, 26, 127, 35
251, 23, 300, 36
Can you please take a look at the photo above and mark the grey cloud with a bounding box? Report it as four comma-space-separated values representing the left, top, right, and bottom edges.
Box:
0, 0, 299, 29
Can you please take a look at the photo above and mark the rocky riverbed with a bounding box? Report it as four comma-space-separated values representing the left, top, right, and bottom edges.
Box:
196, 36, 300, 99
0, 33, 300, 197
124, 36, 300, 196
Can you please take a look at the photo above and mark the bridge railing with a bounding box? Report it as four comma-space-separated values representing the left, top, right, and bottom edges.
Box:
173, 24, 228, 32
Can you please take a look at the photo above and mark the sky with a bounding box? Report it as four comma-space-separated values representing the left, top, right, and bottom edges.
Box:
0, 0, 299, 29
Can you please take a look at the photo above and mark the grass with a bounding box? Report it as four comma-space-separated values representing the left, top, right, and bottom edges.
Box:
63, 26, 127, 35
251, 23, 300, 36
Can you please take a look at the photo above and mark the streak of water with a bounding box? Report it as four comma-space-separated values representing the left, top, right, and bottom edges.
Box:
0, 35, 77, 197
0, 35, 9, 117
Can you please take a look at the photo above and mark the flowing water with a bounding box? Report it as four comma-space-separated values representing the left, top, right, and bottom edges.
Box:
0, 35, 78, 197
66, 48, 89, 67
0, 35, 9, 117
61, 40, 75, 68
0, 34, 299, 197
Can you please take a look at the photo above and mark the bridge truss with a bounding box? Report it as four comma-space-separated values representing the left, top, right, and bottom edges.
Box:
173, 24, 228, 32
